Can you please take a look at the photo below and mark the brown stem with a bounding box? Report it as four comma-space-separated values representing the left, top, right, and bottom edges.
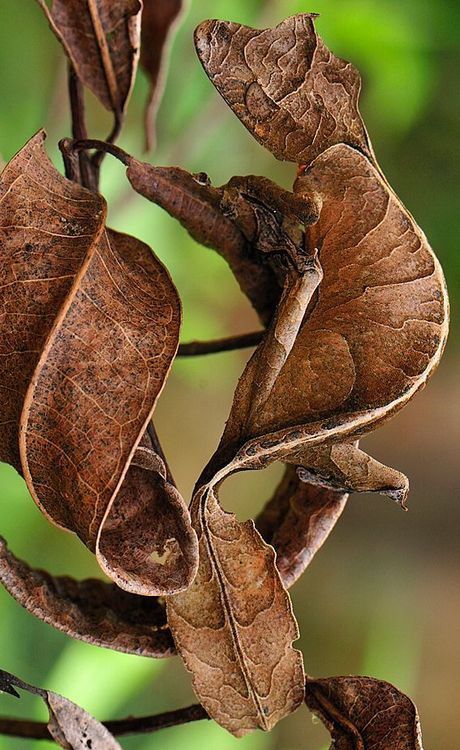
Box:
69, 138, 131, 166
0, 704, 209, 742
91, 113, 124, 176
178, 330, 264, 357
67, 65, 96, 190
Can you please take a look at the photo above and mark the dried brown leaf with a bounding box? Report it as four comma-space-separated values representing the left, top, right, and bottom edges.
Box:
0, 131, 197, 596
305, 675, 424, 749
0, 537, 175, 658
0, 669, 121, 749
194, 14, 374, 168
167, 486, 304, 737
255, 466, 348, 588
37, 0, 141, 121
140, 0, 184, 151
202, 143, 448, 504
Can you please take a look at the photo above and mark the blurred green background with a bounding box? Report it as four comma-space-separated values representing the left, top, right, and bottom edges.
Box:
0, 0, 459, 747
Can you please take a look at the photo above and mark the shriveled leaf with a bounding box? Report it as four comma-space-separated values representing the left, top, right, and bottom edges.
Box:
125, 160, 320, 324
0, 669, 121, 749
140, 0, 184, 151
194, 14, 374, 167
0, 537, 175, 658
167, 486, 304, 737
256, 466, 348, 588
202, 143, 448, 503
305, 675, 424, 749
37, 0, 141, 122
0, 132, 197, 595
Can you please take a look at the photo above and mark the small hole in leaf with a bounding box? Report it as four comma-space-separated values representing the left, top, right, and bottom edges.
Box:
149, 548, 172, 565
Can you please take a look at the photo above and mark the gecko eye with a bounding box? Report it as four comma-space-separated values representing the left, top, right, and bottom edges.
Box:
194, 171, 211, 186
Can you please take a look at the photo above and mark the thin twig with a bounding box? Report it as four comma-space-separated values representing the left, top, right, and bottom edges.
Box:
0, 704, 209, 742
178, 331, 264, 357
67, 65, 96, 190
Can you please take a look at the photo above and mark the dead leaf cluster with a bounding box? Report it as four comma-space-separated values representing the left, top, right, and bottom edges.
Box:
0, 6, 448, 747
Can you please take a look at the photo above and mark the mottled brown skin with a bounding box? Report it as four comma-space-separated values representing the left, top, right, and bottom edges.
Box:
36, 0, 141, 118
255, 466, 348, 589
0, 132, 198, 596
140, 0, 183, 150
167, 487, 305, 737
305, 676, 424, 749
126, 161, 321, 326
0, 670, 122, 749
0, 538, 175, 658
194, 15, 375, 168
127, 158, 348, 584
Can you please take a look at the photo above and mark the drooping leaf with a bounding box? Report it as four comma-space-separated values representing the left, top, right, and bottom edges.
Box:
194, 14, 374, 168
0, 131, 198, 596
0, 669, 121, 749
36, 0, 142, 125
0, 537, 175, 658
201, 143, 448, 504
140, 0, 184, 151
125, 160, 320, 325
167, 486, 304, 737
305, 675, 424, 749
255, 466, 348, 588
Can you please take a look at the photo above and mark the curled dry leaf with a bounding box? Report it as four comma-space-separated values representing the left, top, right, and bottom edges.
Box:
191, 11, 447, 576
36, 0, 141, 124
0, 537, 175, 658
255, 466, 348, 589
0, 669, 121, 749
202, 143, 448, 505
166, 486, 304, 737
140, 0, 184, 151
305, 675, 424, 749
194, 14, 374, 168
0, 131, 198, 596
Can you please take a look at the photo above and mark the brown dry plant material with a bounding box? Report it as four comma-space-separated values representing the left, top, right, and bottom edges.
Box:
0, 537, 175, 658
36, 0, 141, 125
0, 8, 450, 746
305, 675, 424, 749
194, 14, 375, 168
0, 131, 197, 597
140, 0, 184, 150
167, 487, 304, 736
0, 669, 121, 749
255, 466, 348, 588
